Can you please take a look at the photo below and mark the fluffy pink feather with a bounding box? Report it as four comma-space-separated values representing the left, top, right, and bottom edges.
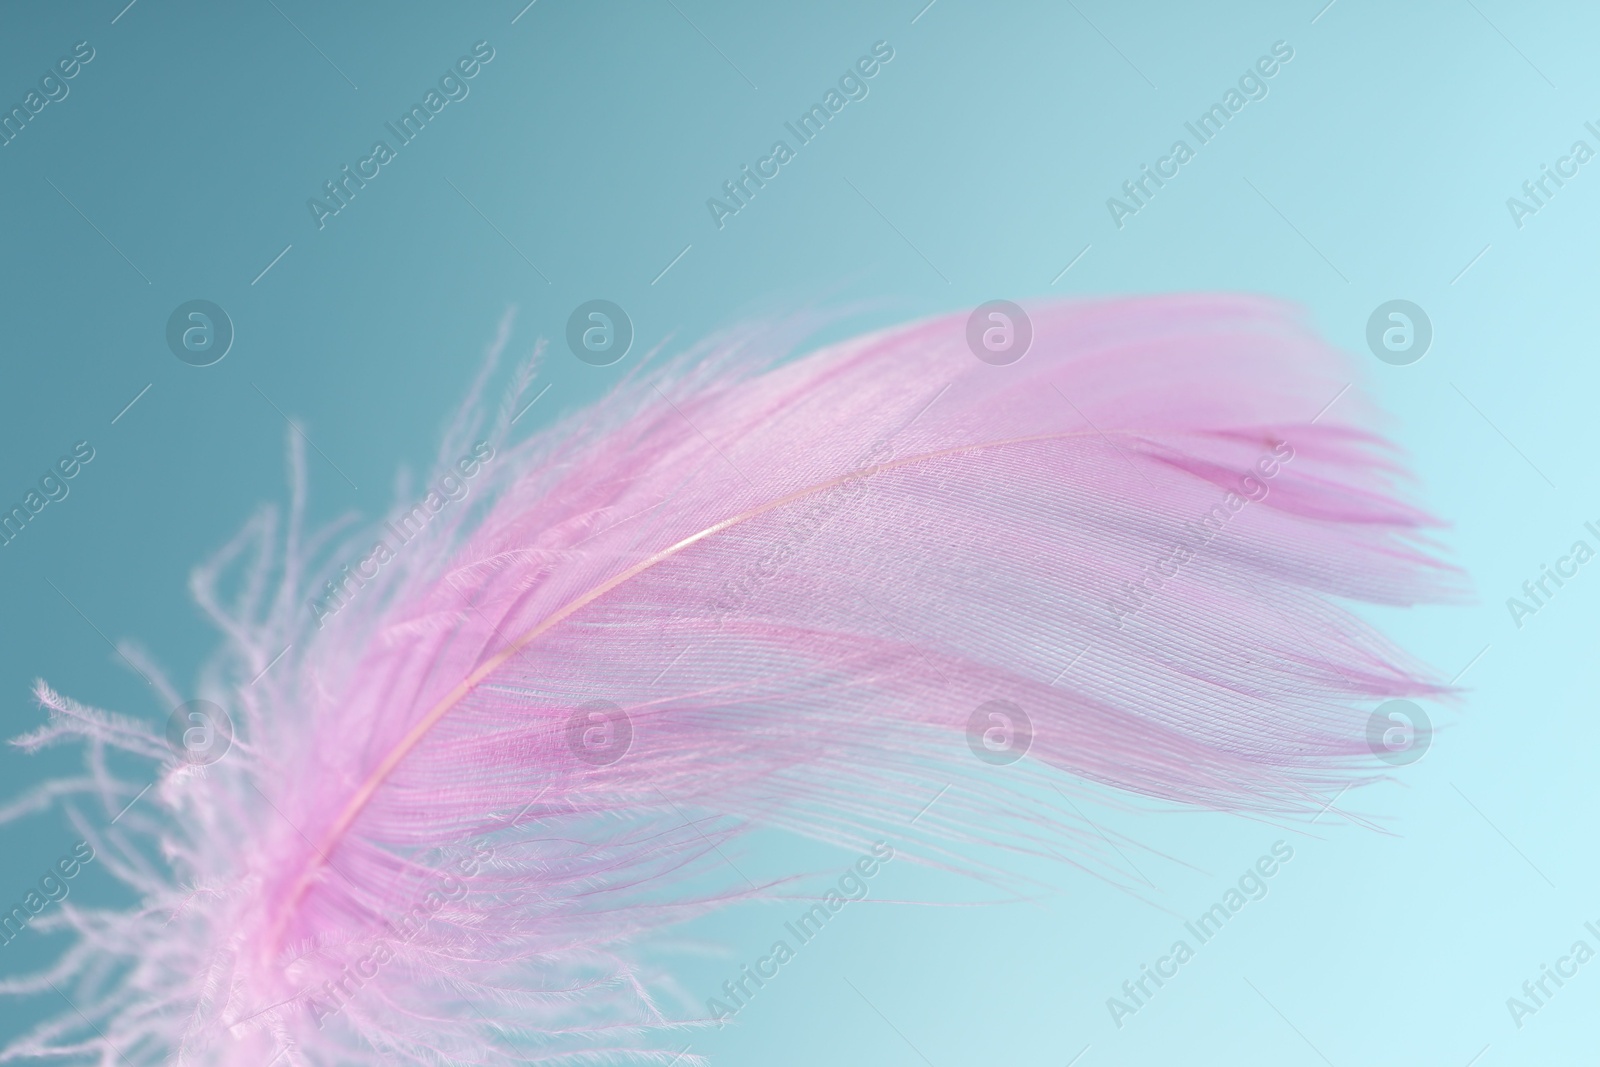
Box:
4, 294, 1457, 1065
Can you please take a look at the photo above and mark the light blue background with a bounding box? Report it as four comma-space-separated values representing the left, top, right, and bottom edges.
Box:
1, 1, 1594, 1064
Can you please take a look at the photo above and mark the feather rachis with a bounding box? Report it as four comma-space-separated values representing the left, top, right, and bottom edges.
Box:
8, 295, 1461, 1064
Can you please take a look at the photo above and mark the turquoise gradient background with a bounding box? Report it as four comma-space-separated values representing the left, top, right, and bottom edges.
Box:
1, 1, 1596, 1063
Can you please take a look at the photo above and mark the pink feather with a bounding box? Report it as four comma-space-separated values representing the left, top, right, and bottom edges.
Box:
5, 294, 1457, 1065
